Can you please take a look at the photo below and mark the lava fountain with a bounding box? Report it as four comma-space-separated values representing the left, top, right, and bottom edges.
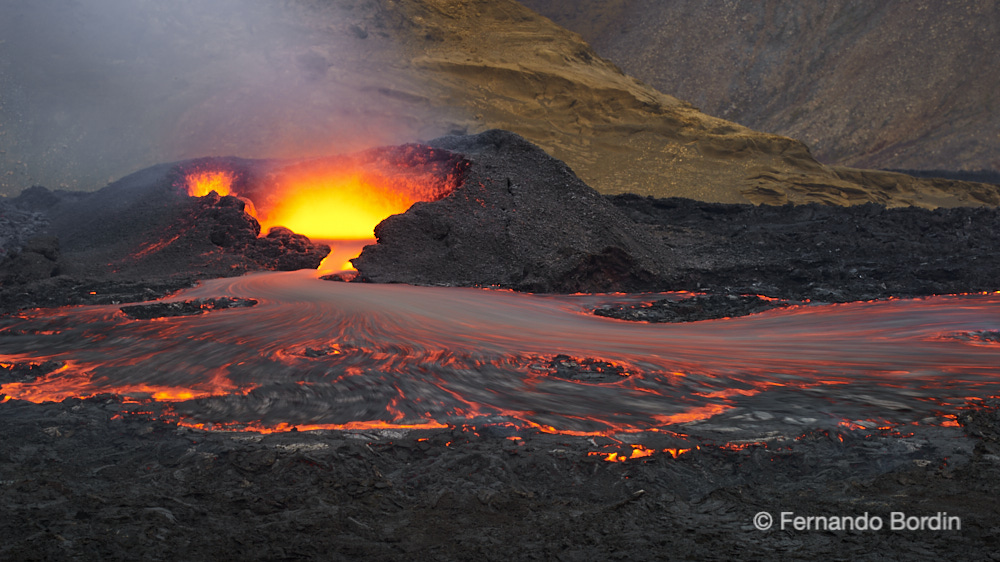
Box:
184, 170, 236, 197
178, 145, 467, 272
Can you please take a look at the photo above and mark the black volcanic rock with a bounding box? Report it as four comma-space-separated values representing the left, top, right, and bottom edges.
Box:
595, 295, 791, 323
352, 130, 667, 292
11, 185, 61, 211
0, 235, 60, 285
0, 157, 330, 315
350, 131, 1000, 302
0, 198, 49, 259
250, 227, 331, 272
540, 354, 630, 383
120, 297, 258, 319
608, 195, 1000, 301
185, 195, 329, 271
203, 194, 261, 248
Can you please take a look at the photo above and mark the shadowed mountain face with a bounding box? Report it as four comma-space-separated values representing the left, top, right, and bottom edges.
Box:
1, 0, 996, 208
519, 0, 1000, 174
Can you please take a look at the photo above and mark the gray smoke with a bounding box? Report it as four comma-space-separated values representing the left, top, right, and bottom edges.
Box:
0, 0, 449, 196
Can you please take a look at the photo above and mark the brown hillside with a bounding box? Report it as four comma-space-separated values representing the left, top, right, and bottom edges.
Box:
520, 0, 1000, 174
0, 0, 996, 208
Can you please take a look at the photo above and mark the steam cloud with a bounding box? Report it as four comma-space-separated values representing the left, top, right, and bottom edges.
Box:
0, 0, 449, 195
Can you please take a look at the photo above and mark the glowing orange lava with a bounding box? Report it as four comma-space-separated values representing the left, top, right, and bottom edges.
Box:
173, 419, 449, 434
176, 148, 463, 268
588, 444, 693, 462
2, 277, 997, 450
257, 171, 416, 241
0, 362, 245, 404
184, 170, 235, 197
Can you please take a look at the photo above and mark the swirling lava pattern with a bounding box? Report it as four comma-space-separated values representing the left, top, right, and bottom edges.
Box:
2, 271, 1000, 435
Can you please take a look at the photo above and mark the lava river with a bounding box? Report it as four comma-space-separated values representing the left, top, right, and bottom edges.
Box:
2, 271, 1000, 438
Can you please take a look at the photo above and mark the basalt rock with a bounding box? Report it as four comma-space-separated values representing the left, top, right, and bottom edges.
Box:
0, 158, 329, 315
353, 130, 667, 293
189, 196, 329, 272
0, 235, 60, 285
11, 185, 61, 212
120, 297, 258, 320
353, 130, 1000, 301
595, 294, 791, 323
609, 195, 1000, 301
249, 226, 331, 272
0, 391, 997, 560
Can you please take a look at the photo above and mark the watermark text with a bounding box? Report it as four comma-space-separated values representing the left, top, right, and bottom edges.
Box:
752, 511, 960, 532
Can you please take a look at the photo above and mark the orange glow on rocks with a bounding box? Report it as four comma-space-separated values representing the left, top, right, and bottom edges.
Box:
176, 146, 465, 259
173, 419, 450, 434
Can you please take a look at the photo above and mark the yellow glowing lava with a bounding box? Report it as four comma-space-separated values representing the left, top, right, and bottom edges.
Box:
259, 173, 413, 241
179, 148, 461, 259
315, 239, 373, 275
185, 170, 234, 197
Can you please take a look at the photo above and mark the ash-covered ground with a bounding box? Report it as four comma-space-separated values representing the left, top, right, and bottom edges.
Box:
3, 130, 1000, 559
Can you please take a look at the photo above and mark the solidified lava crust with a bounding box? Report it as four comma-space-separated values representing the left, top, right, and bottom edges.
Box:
351, 131, 1000, 305
595, 294, 791, 323
120, 297, 258, 320
0, 396, 998, 560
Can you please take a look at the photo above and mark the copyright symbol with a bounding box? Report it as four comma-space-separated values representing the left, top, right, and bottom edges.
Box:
753, 511, 773, 531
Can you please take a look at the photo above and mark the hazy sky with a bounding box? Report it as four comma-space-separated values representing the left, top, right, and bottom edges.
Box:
0, 0, 442, 195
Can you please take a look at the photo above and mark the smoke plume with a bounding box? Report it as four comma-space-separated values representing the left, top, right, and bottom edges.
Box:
0, 0, 448, 195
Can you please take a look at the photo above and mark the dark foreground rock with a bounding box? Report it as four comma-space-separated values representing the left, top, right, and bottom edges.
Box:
120, 297, 258, 320
0, 396, 998, 560
596, 294, 791, 323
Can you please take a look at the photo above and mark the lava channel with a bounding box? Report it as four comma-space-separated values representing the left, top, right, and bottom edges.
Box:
2, 272, 999, 442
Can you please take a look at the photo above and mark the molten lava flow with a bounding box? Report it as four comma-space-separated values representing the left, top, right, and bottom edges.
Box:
2, 274, 998, 446
171, 419, 449, 434
184, 170, 235, 197
0, 360, 246, 404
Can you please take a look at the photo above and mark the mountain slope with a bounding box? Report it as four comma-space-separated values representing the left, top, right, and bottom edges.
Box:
519, 0, 1000, 174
